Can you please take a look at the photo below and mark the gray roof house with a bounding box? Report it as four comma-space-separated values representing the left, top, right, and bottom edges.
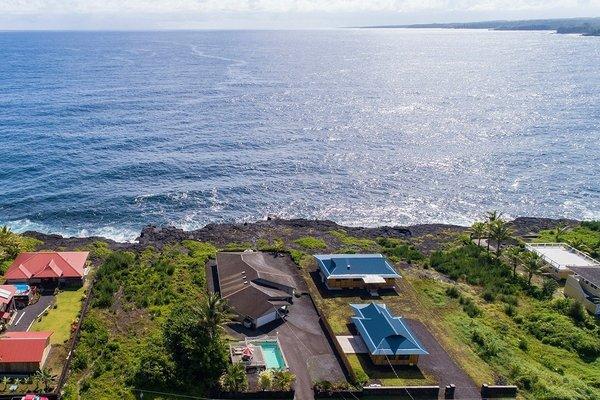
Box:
216, 252, 296, 328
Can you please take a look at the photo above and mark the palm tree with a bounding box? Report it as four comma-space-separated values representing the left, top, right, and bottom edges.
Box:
568, 238, 591, 254
489, 220, 513, 259
271, 370, 296, 391
486, 210, 503, 223
220, 362, 248, 392
258, 370, 272, 391
553, 223, 569, 242
524, 253, 544, 286
1, 376, 9, 391
12, 378, 21, 392
200, 292, 236, 338
34, 368, 55, 392
505, 247, 522, 278
470, 222, 487, 247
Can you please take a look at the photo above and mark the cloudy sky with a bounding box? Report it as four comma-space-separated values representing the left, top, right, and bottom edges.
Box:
0, 0, 599, 30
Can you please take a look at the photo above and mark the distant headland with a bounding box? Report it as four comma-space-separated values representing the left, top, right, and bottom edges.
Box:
356, 17, 600, 36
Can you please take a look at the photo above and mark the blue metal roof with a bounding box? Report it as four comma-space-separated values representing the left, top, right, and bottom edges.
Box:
314, 253, 400, 279
351, 303, 428, 356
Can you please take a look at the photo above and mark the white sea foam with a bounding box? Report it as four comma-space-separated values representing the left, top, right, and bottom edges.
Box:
6, 219, 139, 243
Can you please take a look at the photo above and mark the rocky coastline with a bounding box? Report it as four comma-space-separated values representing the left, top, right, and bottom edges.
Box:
21, 216, 578, 253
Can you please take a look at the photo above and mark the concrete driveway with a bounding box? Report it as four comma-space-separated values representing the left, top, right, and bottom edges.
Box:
405, 319, 481, 400
7, 294, 54, 332
224, 253, 345, 400
229, 293, 345, 400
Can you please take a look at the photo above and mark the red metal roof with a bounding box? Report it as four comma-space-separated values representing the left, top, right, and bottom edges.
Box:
5, 252, 89, 281
0, 331, 52, 363
0, 285, 16, 305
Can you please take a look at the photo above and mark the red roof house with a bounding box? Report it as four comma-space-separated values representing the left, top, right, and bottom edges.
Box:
0, 331, 53, 373
4, 252, 89, 285
0, 285, 17, 321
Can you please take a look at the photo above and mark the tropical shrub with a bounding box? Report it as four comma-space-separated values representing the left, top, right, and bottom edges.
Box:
294, 236, 327, 250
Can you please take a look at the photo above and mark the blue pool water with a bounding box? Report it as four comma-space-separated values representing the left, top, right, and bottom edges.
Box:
260, 341, 286, 370
0, 30, 599, 241
13, 284, 30, 294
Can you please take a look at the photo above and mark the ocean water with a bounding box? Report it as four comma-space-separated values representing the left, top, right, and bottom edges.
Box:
0, 29, 599, 242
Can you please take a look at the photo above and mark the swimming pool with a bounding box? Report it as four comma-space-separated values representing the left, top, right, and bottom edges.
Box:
259, 341, 287, 370
14, 284, 30, 294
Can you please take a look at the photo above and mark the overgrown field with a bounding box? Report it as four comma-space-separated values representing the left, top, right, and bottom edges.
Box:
62, 241, 223, 400
419, 237, 600, 400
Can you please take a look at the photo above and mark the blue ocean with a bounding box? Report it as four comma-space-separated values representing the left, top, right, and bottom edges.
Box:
1, 29, 599, 241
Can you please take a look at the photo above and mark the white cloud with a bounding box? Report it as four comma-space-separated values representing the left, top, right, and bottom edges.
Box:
0, 0, 598, 29
1, 0, 598, 14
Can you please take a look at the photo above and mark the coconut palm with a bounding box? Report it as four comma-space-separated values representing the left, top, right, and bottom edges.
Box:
34, 368, 55, 392
553, 223, 569, 242
470, 222, 487, 247
12, 378, 21, 392
489, 219, 513, 259
258, 370, 272, 390
271, 370, 296, 391
568, 238, 591, 254
486, 210, 503, 223
200, 292, 236, 338
1, 376, 9, 391
220, 362, 248, 392
505, 247, 522, 278
524, 253, 544, 286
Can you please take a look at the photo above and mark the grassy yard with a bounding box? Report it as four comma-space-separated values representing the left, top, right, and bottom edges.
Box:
297, 257, 436, 387
31, 286, 86, 344
347, 353, 433, 386
409, 270, 600, 400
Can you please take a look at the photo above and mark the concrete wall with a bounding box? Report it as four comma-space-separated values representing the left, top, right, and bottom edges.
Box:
565, 275, 600, 315
481, 384, 518, 399
315, 386, 440, 399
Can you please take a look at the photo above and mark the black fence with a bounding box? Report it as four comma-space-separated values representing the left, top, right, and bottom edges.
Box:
217, 390, 294, 399
315, 386, 440, 399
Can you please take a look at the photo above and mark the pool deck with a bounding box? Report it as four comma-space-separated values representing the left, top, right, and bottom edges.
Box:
230, 342, 266, 369
527, 243, 600, 269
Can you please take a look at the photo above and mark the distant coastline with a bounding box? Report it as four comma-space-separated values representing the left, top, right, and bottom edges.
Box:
357, 17, 600, 36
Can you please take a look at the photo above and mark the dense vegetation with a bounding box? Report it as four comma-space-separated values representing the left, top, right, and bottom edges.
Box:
424, 224, 600, 399
0, 226, 41, 273
60, 218, 600, 399
63, 241, 226, 399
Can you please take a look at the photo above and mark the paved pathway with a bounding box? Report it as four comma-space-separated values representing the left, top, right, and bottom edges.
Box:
406, 319, 481, 399
336, 335, 368, 354
7, 294, 54, 332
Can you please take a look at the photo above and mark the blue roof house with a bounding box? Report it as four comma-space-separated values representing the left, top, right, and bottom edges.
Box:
351, 303, 428, 365
314, 254, 400, 292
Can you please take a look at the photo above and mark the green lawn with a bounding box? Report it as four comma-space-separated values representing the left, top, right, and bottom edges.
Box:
347, 354, 434, 386
31, 286, 85, 344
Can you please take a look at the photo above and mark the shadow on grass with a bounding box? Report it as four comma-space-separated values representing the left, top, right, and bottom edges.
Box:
350, 353, 427, 383
309, 270, 399, 300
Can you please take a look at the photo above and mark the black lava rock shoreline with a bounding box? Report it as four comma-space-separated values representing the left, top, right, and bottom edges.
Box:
22, 216, 578, 254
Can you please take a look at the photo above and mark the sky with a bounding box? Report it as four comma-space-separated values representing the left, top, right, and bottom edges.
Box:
0, 0, 599, 30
